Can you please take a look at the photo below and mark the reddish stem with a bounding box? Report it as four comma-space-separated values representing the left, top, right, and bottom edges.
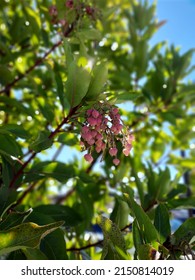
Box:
0, 40, 63, 94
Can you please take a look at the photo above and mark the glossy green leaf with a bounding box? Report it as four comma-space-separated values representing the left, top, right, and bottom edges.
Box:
33, 205, 82, 227
29, 131, 53, 153
0, 65, 13, 85
172, 218, 195, 246
0, 208, 32, 230
132, 220, 143, 255
77, 29, 101, 41
124, 193, 159, 243
22, 248, 48, 260
40, 229, 68, 260
154, 204, 171, 243
110, 197, 129, 229
138, 244, 158, 260
85, 62, 108, 101
1, 155, 23, 189
54, 64, 65, 108
155, 168, 171, 200
97, 215, 127, 260
75, 183, 94, 231
25, 161, 75, 183
64, 40, 74, 68
65, 61, 91, 108
0, 96, 34, 116
0, 221, 64, 256
0, 124, 30, 139
0, 133, 22, 157
167, 197, 195, 209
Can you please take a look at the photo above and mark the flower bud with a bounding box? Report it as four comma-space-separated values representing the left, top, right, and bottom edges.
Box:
84, 153, 93, 163
113, 158, 120, 166
109, 147, 118, 157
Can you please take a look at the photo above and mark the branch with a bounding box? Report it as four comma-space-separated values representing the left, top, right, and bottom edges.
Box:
9, 106, 79, 189
0, 20, 76, 95
67, 222, 133, 252
0, 40, 63, 94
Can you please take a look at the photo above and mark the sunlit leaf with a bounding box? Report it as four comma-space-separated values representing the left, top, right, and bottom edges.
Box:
0, 221, 64, 256
65, 61, 91, 108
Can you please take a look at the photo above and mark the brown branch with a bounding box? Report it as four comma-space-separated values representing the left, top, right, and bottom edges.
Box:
67, 222, 133, 252
0, 40, 63, 94
67, 240, 103, 252
9, 151, 37, 189
9, 106, 79, 190
0, 20, 77, 95
13, 181, 38, 207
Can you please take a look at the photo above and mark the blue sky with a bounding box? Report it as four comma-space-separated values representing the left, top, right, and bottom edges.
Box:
150, 0, 195, 79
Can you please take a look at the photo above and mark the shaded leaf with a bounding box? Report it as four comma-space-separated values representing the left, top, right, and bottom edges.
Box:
40, 229, 68, 260
22, 248, 48, 260
0, 208, 32, 230
154, 203, 171, 243
172, 218, 195, 246
0, 124, 30, 139
0, 133, 22, 157
25, 161, 75, 183
29, 131, 53, 153
124, 193, 159, 243
34, 205, 82, 227
110, 197, 129, 229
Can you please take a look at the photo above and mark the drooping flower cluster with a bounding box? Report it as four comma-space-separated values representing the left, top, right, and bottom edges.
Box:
80, 103, 134, 166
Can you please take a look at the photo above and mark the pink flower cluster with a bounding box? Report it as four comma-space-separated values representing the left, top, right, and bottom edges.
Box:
80, 104, 134, 166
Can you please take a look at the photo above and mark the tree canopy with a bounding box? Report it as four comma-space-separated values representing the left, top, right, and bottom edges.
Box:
0, 0, 195, 260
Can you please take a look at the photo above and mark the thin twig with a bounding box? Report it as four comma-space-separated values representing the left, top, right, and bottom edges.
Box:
0, 40, 63, 94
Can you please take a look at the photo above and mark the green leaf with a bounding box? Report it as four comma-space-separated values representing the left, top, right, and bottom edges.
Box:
77, 29, 102, 41
167, 197, 195, 209
154, 204, 171, 243
0, 133, 22, 157
110, 91, 143, 103
65, 61, 91, 108
1, 155, 23, 189
26, 210, 68, 259
37, 97, 54, 123
22, 248, 48, 260
110, 197, 129, 229
75, 183, 94, 231
138, 244, 158, 260
54, 64, 65, 108
155, 168, 171, 200
25, 161, 75, 183
0, 124, 30, 139
23, 5, 41, 42
0, 65, 14, 85
132, 220, 143, 255
124, 193, 159, 243
64, 40, 74, 68
33, 205, 82, 227
40, 229, 68, 260
0, 96, 34, 117
85, 62, 108, 101
0, 208, 32, 230
29, 131, 53, 153
97, 215, 127, 260
172, 218, 195, 246
0, 221, 64, 256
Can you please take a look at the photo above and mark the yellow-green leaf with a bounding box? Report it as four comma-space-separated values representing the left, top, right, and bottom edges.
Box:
0, 221, 64, 256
